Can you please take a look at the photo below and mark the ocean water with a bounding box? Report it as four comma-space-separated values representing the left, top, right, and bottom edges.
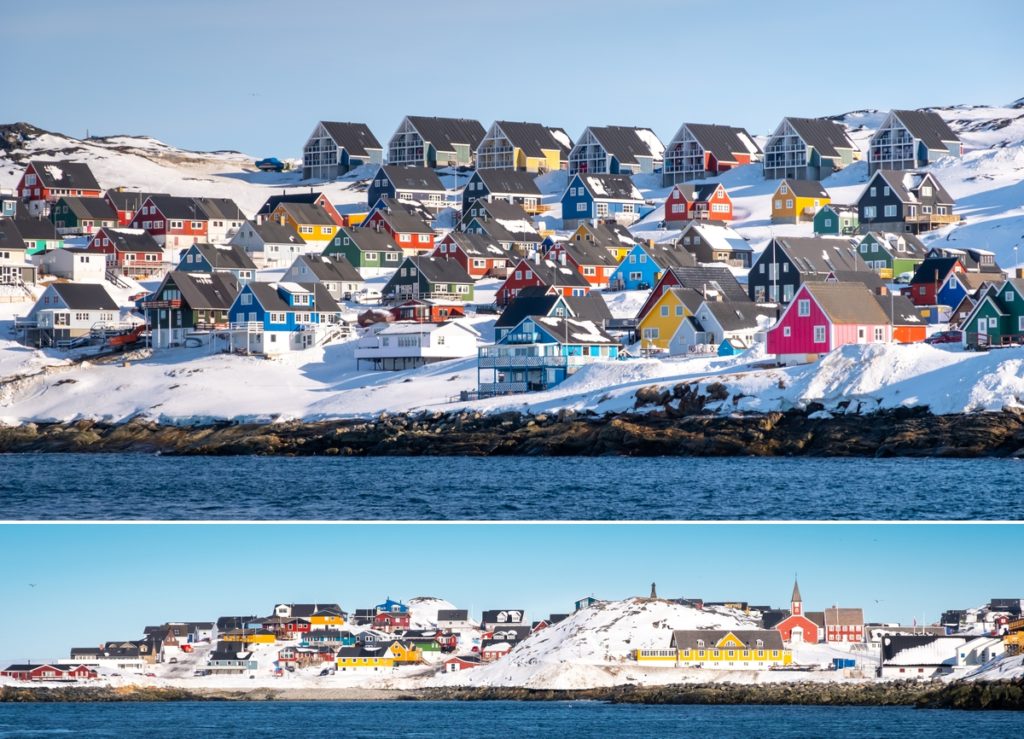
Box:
1, 453, 1020, 520
0, 701, 1019, 738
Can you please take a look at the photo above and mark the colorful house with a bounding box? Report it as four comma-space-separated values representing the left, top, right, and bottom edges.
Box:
676, 221, 752, 268
390, 298, 466, 324
637, 286, 704, 351
366, 165, 448, 211
192, 197, 246, 244
662, 122, 761, 185
495, 257, 591, 306
432, 231, 512, 279
935, 270, 994, 313
178, 243, 257, 284
747, 236, 869, 305
477, 315, 620, 395
907, 256, 964, 307
635, 630, 791, 669
363, 198, 436, 254
460, 199, 543, 255
105, 190, 167, 226
256, 192, 345, 227
770, 180, 830, 224
387, 115, 485, 168
674, 299, 761, 356
18, 283, 125, 347
302, 120, 383, 180
493, 286, 611, 342
568, 125, 664, 175
879, 293, 928, 344
16, 160, 102, 216
774, 580, 821, 644
49, 196, 118, 235
269, 201, 340, 246
12, 215, 62, 255
373, 611, 411, 633
608, 242, 695, 291
381, 255, 475, 303
560, 173, 644, 227
762, 117, 858, 181
857, 169, 957, 234
476, 120, 572, 173
227, 281, 344, 355
766, 282, 893, 363
128, 195, 209, 249
0, 664, 98, 682
813, 203, 859, 236
219, 629, 276, 644
855, 232, 927, 279
568, 221, 635, 262
461, 169, 543, 215
868, 109, 961, 174
960, 279, 1024, 348
663, 182, 733, 224
85, 227, 166, 278
323, 226, 403, 276
335, 641, 421, 670
546, 240, 619, 287
140, 270, 239, 349
228, 219, 309, 270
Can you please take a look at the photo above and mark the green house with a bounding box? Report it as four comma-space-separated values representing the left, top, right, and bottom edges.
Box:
323, 226, 403, 275
49, 196, 117, 235
961, 280, 1024, 348
13, 216, 63, 255
813, 204, 859, 236
855, 231, 927, 280
382, 255, 475, 303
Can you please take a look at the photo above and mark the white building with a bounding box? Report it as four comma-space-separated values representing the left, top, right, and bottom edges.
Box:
354, 320, 480, 371
35, 247, 106, 282
228, 220, 311, 269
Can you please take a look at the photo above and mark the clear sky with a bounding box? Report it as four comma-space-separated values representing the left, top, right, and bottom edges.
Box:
0, 523, 1018, 662
1, 1, 1020, 156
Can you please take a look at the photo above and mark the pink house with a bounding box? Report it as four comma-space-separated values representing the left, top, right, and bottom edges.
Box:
766, 283, 892, 363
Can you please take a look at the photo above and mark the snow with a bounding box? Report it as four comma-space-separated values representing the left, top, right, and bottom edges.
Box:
635, 128, 666, 160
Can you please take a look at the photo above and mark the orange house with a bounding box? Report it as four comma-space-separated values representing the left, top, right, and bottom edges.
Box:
882, 294, 928, 343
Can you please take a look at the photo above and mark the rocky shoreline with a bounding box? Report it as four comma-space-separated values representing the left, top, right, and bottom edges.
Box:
3, 679, 1022, 710
2, 404, 1024, 457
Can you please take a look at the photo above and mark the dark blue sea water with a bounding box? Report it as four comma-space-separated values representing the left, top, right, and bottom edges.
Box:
0, 701, 1018, 738
2, 453, 1021, 520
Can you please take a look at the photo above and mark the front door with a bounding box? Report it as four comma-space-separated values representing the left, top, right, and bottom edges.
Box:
790, 626, 803, 643
857, 327, 866, 343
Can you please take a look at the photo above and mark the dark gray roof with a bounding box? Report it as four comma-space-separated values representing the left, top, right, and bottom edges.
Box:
147, 195, 207, 220
774, 237, 867, 274
681, 123, 762, 162
700, 300, 759, 331
874, 293, 924, 325
672, 182, 724, 202
371, 198, 434, 234
274, 201, 336, 226
588, 126, 662, 165
256, 192, 325, 217
665, 263, 747, 301
381, 165, 445, 192
294, 253, 363, 282
870, 170, 954, 206
496, 286, 612, 329
577, 174, 642, 201
159, 271, 239, 310
336, 225, 401, 253
51, 282, 118, 310
105, 191, 167, 211
29, 160, 101, 190
801, 283, 891, 325
192, 243, 257, 271
783, 117, 855, 158
864, 231, 927, 258
406, 116, 485, 152
910, 256, 960, 285
573, 221, 635, 249
512, 258, 591, 288
891, 110, 960, 150
0, 218, 26, 250
437, 609, 469, 621
444, 231, 507, 259
494, 121, 571, 157
60, 196, 117, 221
644, 244, 698, 271
96, 228, 163, 253
247, 281, 340, 313
557, 239, 618, 267
249, 219, 306, 245
282, 603, 344, 618
463, 200, 540, 243
406, 255, 474, 284
779, 179, 830, 199
194, 197, 247, 222
672, 629, 784, 651
475, 169, 541, 196
320, 121, 383, 158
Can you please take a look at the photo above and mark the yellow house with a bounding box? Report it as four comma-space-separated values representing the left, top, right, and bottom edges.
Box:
570, 221, 635, 262
770, 179, 830, 224
335, 640, 422, 670
635, 630, 792, 669
637, 287, 702, 351
387, 640, 423, 664
309, 610, 345, 628
220, 629, 276, 644
270, 201, 340, 246
477, 121, 569, 174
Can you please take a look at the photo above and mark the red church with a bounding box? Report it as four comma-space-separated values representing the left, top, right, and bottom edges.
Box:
774, 579, 821, 644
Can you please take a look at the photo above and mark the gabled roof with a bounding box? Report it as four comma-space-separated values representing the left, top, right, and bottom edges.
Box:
293, 253, 363, 282
513, 258, 591, 288
863, 231, 926, 258
778, 179, 830, 199
464, 200, 540, 243
867, 170, 955, 206
28, 160, 101, 190
823, 606, 864, 627
319, 121, 383, 157
699, 300, 760, 332
672, 629, 784, 651
556, 239, 618, 267
773, 237, 866, 274
58, 196, 117, 221
642, 243, 698, 271
381, 165, 445, 193
406, 116, 485, 152
576, 174, 643, 201
0, 218, 26, 250
370, 198, 434, 234
890, 110, 960, 150
336, 225, 401, 252
246, 219, 306, 245
97, 228, 163, 253
874, 293, 925, 326
820, 203, 858, 216
159, 271, 239, 310
146, 195, 207, 220
680, 221, 752, 254
194, 197, 247, 221
256, 192, 326, 217
781, 118, 856, 158
587, 126, 664, 165
574, 221, 635, 248
495, 286, 612, 329
282, 603, 344, 618
443, 231, 508, 259
494, 121, 572, 157
105, 191, 168, 211
672, 182, 724, 202
246, 281, 342, 313
800, 283, 891, 325
910, 256, 960, 285
189, 243, 256, 270
679, 123, 762, 162
664, 263, 747, 302
406, 255, 475, 284
274, 201, 336, 226
513, 315, 619, 346
437, 609, 469, 621
474, 169, 541, 196
49, 282, 118, 310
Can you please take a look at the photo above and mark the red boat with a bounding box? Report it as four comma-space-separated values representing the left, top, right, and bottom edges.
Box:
106, 324, 146, 347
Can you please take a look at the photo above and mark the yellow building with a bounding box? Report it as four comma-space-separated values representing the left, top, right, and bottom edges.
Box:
309, 610, 345, 628
335, 640, 422, 670
635, 630, 792, 669
477, 121, 569, 174
570, 221, 634, 262
770, 179, 830, 224
270, 201, 340, 246
220, 629, 276, 644
637, 287, 702, 351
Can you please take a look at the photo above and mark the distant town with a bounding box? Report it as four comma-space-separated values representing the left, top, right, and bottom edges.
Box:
3, 583, 1022, 687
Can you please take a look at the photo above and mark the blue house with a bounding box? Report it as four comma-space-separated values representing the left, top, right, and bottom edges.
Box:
366, 165, 447, 210
937, 270, 992, 310
560, 174, 643, 228
227, 281, 343, 355
375, 598, 409, 614
477, 314, 621, 396
609, 242, 695, 291
177, 243, 257, 284
461, 169, 541, 215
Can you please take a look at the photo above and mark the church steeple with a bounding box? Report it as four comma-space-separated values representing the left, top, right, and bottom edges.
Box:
791, 577, 802, 615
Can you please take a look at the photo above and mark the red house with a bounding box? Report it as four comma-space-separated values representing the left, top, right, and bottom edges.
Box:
105, 190, 167, 227
86, 227, 167, 278
664, 182, 733, 224
546, 241, 618, 288
496, 257, 592, 306
766, 283, 892, 363
390, 298, 466, 323
0, 663, 97, 681
373, 611, 411, 633
443, 655, 482, 672
16, 161, 102, 215
433, 232, 511, 279
907, 256, 964, 307
128, 195, 208, 248
362, 198, 435, 254
823, 607, 865, 644
256, 192, 345, 227
774, 580, 820, 644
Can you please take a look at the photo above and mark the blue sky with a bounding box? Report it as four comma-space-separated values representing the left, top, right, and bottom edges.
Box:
1, 1, 1020, 155
0, 523, 1018, 661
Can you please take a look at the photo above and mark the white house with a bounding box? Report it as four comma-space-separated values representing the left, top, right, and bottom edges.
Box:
669, 300, 763, 356
878, 635, 970, 678
228, 220, 311, 269
354, 320, 480, 371
19, 282, 136, 348
35, 247, 107, 282
281, 254, 365, 302
955, 636, 1005, 668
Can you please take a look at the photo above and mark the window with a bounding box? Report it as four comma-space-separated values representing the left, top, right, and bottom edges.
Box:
240, 293, 252, 306
190, 221, 202, 230
797, 299, 810, 317
576, 203, 586, 212
774, 199, 782, 209
785, 199, 793, 209
922, 205, 932, 215
989, 317, 997, 328
813, 325, 826, 343
660, 306, 669, 317
399, 234, 411, 243
870, 187, 876, 197
884, 205, 897, 218
921, 185, 932, 197
322, 227, 332, 235
883, 186, 890, 196
783, 326, 791, 337
874, 327, 884, 341
864, 206, 877, 218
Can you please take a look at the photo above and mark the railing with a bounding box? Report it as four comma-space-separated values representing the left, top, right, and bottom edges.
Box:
141, 299, 182, 309
478, 381, 529, 394
478, 353, 606, 369
229, 321, 264, 332
903, 213, 959, 225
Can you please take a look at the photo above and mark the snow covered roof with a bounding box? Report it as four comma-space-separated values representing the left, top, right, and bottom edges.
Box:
881, 635, 968, 666
28, 160, 101, 190
381, 165, 446, 193
585, 125, 664, 164
578, 174, 643, 201
532, 316, 619, 345
682, 221, 752, 254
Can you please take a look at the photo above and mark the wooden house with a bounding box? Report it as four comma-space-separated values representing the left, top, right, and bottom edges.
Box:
673, 298, 761, 356
476, 120, 572, 173
546, 239, 619, 287
178, 243, 257, 283
495, 256, 592, 306
35, 247, 105, 282
16, 160, 102, 216
281, 253, 365, 300
269, 201, 340, 246
907, 256, 965, 307
323, 226, 403, 276
878, 293, 928, 343
0, 218, 35, 288
381, 255, 475, 303
634, 631, 791, 669
770, 179, 830, 224
868, 109, 961, 174
227, 281, 344, 355
762, 117, 858, 180
85, 227, 166, 278
461, 169, 542, 215
857, 170, 957, 234
568, 221, 635, 262
609, 241, 696, 291
856, 232, 927, 280
366, 165, 447, 211
443, 655, 483, 672
433, 231, 512, 279
19, 282, 124, 347
363, 198, 436, 254
460, 199, 543, 255
128, 195, 209, 249
774, 580, 820, 644
390, 298, 466, 324
662, 122, 761, 184
960, 279, 1024, 348
561, 173, 644, 227
387, 115, 485, 168
12, 214, 62, 255
302, 121, 383, 180
663, 182, 733, 224
813, 203, 859, 236
228, 219, 309, 269
676, 221, 752, 268
255, 192, 345, 227
49, 196, 117, 235
747, 236, 870, 305
104, 190, 167, 226
766, 283, 892, 363
140, 270, 240, 349
192, 197, 246, 244
568, 125, 664, 175
0, 664, 98, 682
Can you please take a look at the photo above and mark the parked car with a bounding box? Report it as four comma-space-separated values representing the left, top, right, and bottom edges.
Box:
925, 330, 962, 345
894, 271, 914, 284
255, 157, 285, 172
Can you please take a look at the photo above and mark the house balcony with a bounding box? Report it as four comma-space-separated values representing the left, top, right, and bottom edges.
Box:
478, 381, 529, 394
478, 352, 604, 369
229, 321, 264, 332
140, 298, 182, 309
903, 213, 960, 226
